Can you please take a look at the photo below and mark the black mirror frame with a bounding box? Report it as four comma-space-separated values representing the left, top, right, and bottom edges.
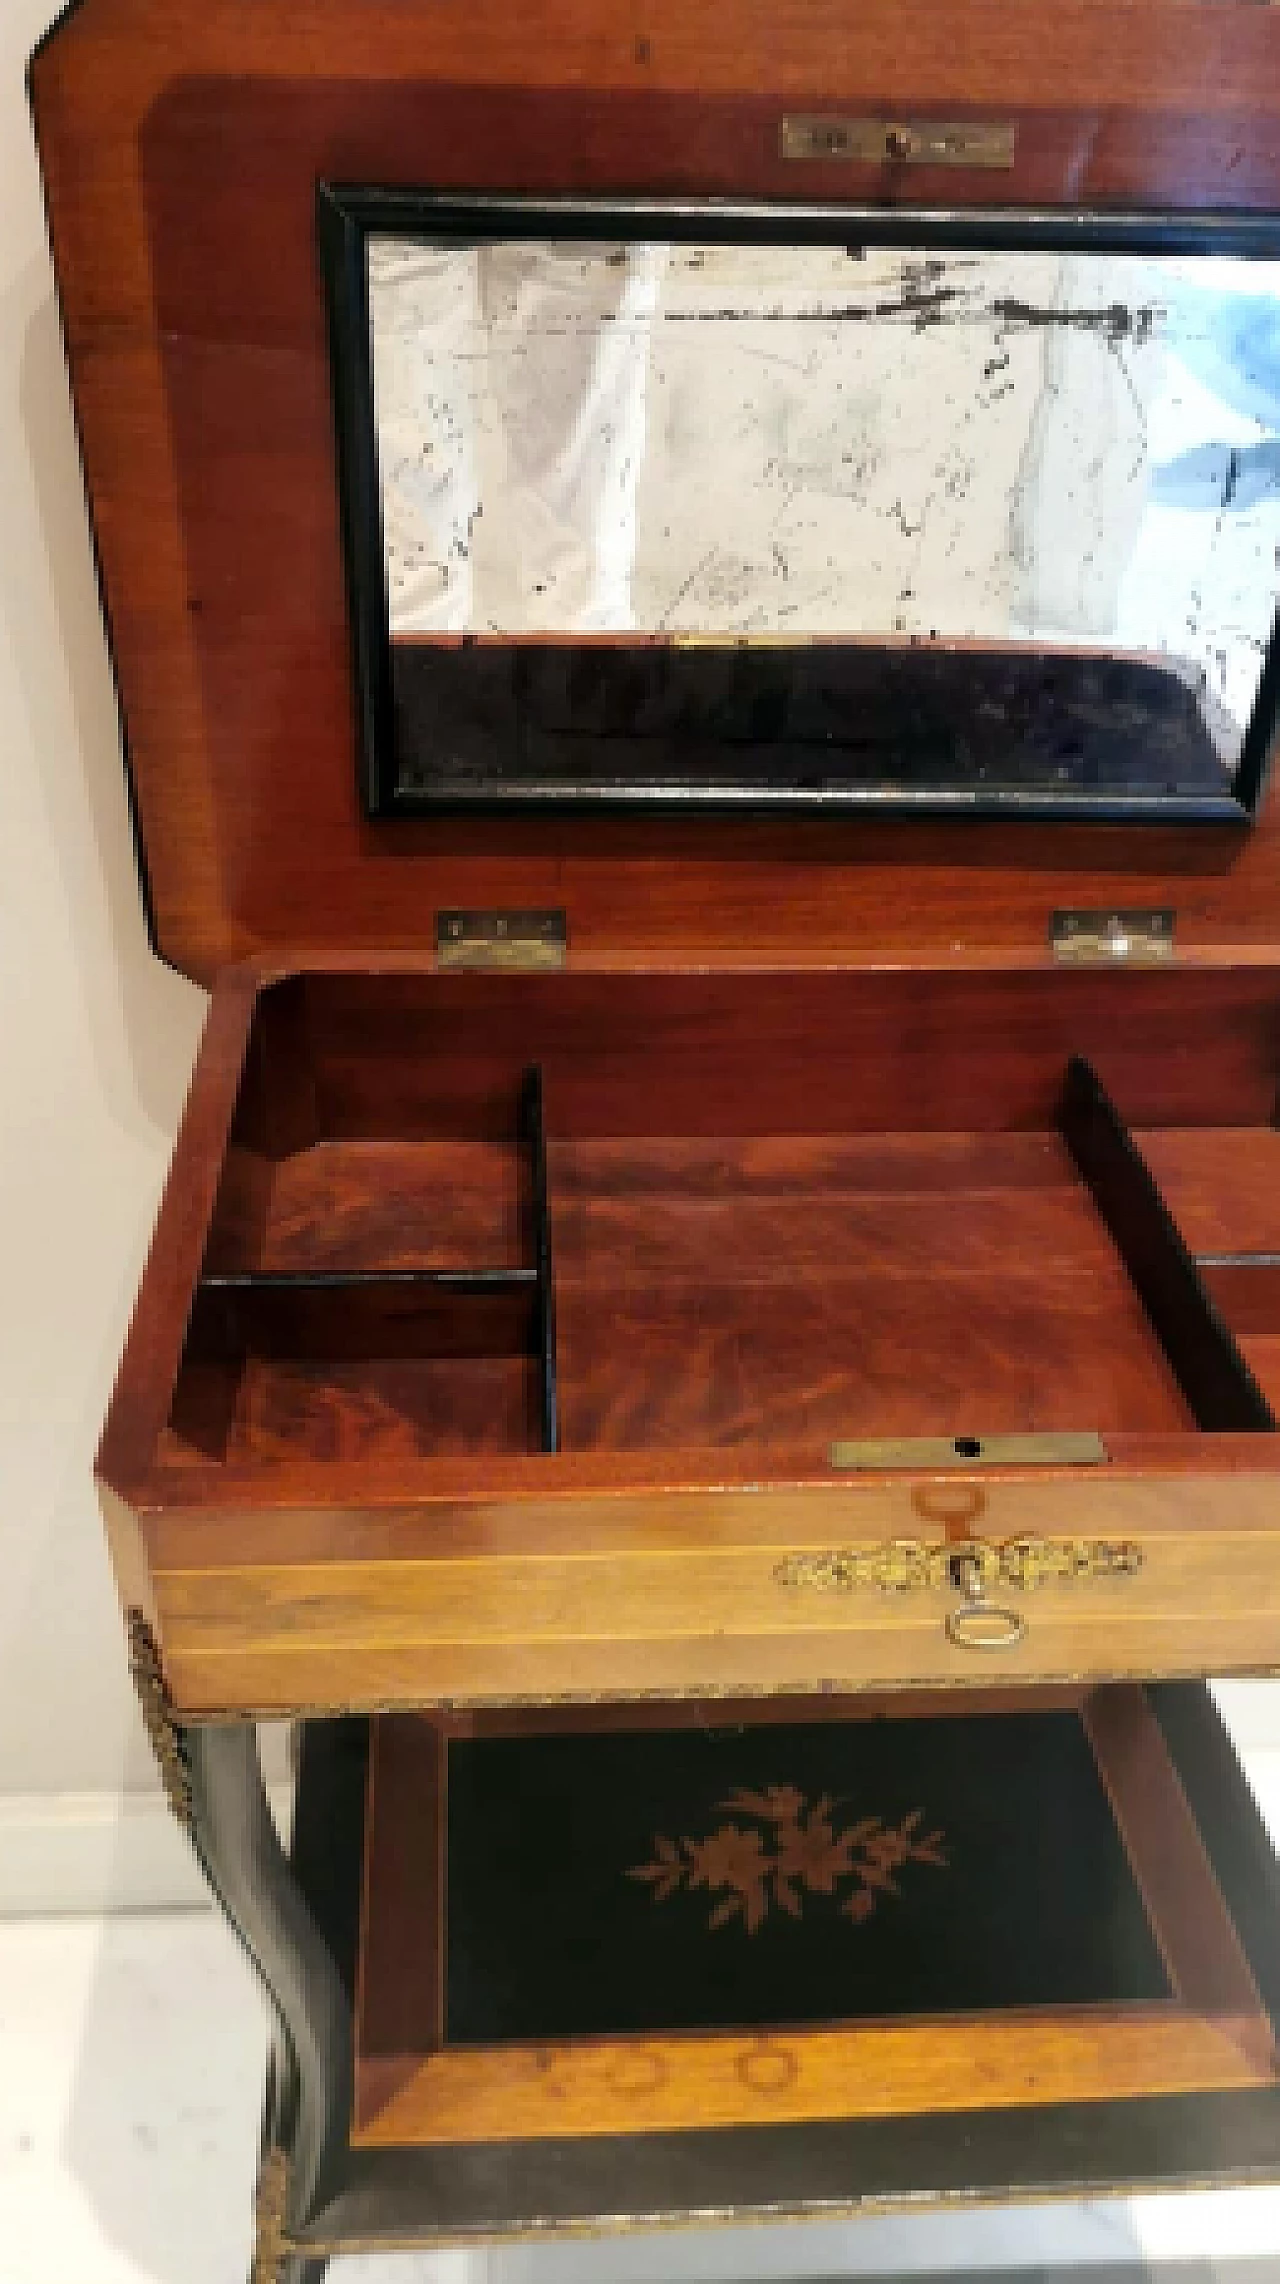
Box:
319, 182, 1280, 826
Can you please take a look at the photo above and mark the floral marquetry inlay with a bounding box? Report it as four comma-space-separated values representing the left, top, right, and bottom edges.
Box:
628, 1786, 947, 1934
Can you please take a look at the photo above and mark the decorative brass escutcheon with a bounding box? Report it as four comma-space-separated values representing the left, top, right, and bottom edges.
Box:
774, 1536, 1142, 1595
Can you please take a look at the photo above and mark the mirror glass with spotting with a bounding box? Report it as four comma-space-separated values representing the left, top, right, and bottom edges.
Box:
357, 234, 1280, 814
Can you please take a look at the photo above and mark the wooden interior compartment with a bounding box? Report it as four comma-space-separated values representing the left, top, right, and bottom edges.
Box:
165, 985, 559, 1464
1204, 1268, 1280, 1418
353, 1685, 1280, 2148
551, 1123, 1190, 1449
1137, 1125, 1280, 1418
201, 977, 533, 1277
161, 962, 1280, 1471
163, 1275, 541, 1465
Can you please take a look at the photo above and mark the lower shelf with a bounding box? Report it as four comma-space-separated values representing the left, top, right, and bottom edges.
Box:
287, 1684, 1280, 2255
355, 1688, 1272, 2145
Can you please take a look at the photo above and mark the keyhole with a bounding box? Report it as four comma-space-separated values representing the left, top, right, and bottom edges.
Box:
948, 1552, 982, 1597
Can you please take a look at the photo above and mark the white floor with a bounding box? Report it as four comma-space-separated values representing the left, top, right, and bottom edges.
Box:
4, 1917, 1280, 2284
5, 1692, 1280, 2284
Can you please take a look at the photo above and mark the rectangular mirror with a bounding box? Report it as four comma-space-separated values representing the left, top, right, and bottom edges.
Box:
322, 194, 1280, 820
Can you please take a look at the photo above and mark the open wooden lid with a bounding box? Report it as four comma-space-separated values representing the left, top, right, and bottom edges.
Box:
29, 0, 1280, 984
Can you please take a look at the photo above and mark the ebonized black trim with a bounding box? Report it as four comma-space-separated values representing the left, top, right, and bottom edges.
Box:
182, 1722, 355, 2246
318, 183, 1280, 828
1236, 600, 1280, 821
299, 2081, 1280, 2254
290, 1719, 370, 2016
282, 1718, 371, 2283
1059, 1057, 1276, 1432
317, 185, 396, 818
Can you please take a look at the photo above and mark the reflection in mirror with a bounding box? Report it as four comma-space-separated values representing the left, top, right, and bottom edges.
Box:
364, 236, 1280, 810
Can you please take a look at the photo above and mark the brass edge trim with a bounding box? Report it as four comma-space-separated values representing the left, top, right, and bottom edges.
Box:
250, 2146, 294, 2284
125, 1608, 195, 1831
294, 2164, 1280, 2255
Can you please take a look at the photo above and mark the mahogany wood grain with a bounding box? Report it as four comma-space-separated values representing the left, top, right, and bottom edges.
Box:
1138, 1129, 1280, 1258
220, 1355, 537, 1467
204, 1141, 529, 1277
272, 966, 1280, 1138
28, 0, 1280, 980
550, 1130, 1190, 1448
165, 1278, 539, 1466
96, 978, 253, 1489
555, 1280, 1190, 1449
1059, 1057, 1274, 1433
1200, 1263, 1280, 1338
356, 1714, 445, 2102
1084, 1686, 1272, 2057
1241, 1337, 1280, 1415
133, 1435, 1280, 1544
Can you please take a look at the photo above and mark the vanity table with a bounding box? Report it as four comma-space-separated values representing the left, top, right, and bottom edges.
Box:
27, 1, 1280, 2277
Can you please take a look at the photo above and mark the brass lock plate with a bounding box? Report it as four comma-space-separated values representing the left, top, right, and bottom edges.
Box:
828, 1432, 1107, 1470
780, 116, 1016, 168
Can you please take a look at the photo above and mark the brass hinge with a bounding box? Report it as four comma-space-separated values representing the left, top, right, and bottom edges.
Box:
1050, 908, 1176, 966
436, 909, 567, 971
780, 116, 1016, 169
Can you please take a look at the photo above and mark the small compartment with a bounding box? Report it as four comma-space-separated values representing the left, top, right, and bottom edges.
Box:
165, 994, 559, 1464
353, 1685, 1280, 2149
201, 979, 533, 1277
1203, 1264, 1280, 1416
1139, 1126, 1280, 1415
164, 1275, 540, 1464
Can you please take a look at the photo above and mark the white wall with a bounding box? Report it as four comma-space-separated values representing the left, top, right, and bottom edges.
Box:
0, 0, 210, 1897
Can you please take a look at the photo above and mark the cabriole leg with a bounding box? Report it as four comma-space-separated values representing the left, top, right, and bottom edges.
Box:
128, 1613, 351, 2284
